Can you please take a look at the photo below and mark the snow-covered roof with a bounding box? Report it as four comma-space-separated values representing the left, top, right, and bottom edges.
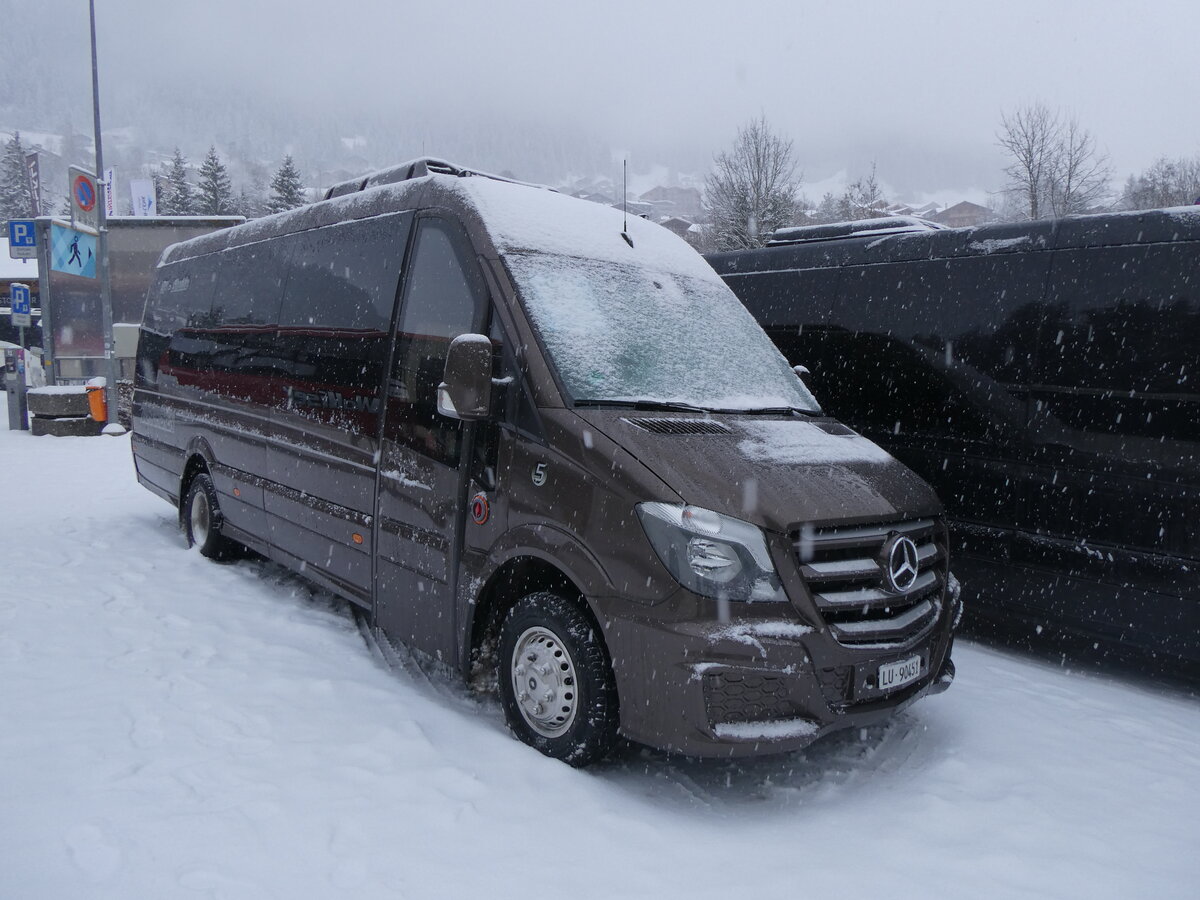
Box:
0, 240, 39, 281
162, 164, 720, 283
438, 174, 719, 281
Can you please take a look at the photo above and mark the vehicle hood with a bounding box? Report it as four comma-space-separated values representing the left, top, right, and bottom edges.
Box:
575, 410, 942, 533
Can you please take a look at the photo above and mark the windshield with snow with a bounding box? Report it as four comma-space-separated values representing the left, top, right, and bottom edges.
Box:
504, 252, 821, 412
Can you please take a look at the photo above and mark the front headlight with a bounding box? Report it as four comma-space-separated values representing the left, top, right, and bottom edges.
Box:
636, 502, 786, 603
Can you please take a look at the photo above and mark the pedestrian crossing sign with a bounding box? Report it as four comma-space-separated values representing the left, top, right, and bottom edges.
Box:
50, 223, 97, 279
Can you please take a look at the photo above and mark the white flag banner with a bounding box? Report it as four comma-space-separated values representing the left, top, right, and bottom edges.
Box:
130, 179, 157, 217
104, 167, 115, 217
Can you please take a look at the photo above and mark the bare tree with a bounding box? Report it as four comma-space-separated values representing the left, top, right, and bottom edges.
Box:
1119, 155, 1200, 210
997, 102, 1060, 220
842, 163, 885, 220
997, 103, 1111, 220
1046, 116, 1112, 216
704, 117, 800, 250
805, 165, 887, 225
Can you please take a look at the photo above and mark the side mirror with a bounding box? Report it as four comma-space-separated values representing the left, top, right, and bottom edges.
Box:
437, 333, 493, 420
792, 364, 811, 382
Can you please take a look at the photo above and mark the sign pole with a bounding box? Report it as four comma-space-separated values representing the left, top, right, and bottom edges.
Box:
89, 0, 121, 430
8, 283, 32, 431
36, 219, 56, 385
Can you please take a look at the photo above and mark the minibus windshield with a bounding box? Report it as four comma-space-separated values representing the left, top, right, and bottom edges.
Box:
505, 252, 821, 413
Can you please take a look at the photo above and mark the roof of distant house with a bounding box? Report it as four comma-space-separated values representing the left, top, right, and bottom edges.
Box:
936, 200, 993, 217
639, 185, 702, 202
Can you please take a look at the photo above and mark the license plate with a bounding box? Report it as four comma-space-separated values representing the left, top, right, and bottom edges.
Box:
878, 654, 922, 691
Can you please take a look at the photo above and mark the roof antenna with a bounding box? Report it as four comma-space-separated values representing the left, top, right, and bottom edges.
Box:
621, 158, 634, 247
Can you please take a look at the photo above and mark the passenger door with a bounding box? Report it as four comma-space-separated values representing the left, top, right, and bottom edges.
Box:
191, 241, 292, 551
263, 213, 411, 604
374, 217, 490, 661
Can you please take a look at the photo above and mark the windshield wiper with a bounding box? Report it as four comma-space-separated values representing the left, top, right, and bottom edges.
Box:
574, 398, 712, 414
575, 399, 823, 416
711, 405, 822, 416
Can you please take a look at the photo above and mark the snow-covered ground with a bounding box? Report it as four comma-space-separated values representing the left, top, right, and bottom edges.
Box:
3, 405, 1199, 900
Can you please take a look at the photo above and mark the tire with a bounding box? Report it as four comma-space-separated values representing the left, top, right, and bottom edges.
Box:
183, 472, 237, 560
498, 592, 620, 767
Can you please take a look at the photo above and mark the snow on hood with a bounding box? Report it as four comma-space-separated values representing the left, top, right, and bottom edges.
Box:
738, 420, 895, 466
574, 409, 938, 531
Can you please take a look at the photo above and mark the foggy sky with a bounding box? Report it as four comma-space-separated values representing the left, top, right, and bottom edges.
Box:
8, 0, 1200, 200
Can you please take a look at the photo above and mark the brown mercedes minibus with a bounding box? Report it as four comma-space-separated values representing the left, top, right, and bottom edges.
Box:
132, 158, 958, 765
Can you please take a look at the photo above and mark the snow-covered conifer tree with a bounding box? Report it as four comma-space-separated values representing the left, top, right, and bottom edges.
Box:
0, 131, 35, 221
267, 154, 306, 214
161, 147, 196, 215
196, 146, 233, 215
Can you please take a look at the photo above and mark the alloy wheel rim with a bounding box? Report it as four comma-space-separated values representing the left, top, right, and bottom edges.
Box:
511, 626, 579, 737
190, 490, 211, 546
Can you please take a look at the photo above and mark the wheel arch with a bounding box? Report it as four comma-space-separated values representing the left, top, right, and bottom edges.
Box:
464, 550, 612, 686
461, 522, 618, 674
177, 437, 217, 524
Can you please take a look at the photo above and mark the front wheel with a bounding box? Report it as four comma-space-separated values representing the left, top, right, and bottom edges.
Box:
183, 472, 237, 560
498, 592, 619, 767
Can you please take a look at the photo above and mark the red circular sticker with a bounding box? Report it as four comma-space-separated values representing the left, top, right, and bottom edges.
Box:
470, 492, 490, 525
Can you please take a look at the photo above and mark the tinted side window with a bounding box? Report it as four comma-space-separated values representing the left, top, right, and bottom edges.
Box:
384, 219, 488, 466
210, 242, 290, 328
823, 253, 1045, 440
147, 257, 218, 389
279, 214, 408, 331
723, 266, 838, 331
195, 242, 293, 396
275, 214, 410, 431
145, 257, 216, 335
1034, 244, 1200, 442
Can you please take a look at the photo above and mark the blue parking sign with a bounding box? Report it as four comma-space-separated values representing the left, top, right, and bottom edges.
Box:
7, 219, 37, 259
11, 283, 31, 328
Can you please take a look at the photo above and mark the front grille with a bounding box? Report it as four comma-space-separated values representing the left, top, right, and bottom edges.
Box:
623, 417, 732, 435
794, 518, 945, 647
703, 672, 800, 725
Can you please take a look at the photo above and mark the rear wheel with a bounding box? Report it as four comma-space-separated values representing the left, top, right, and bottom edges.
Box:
183, 472, 236, 560
498, 592, 619, 766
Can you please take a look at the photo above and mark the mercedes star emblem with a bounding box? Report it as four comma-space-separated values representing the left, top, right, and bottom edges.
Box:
884, 535, 920, 593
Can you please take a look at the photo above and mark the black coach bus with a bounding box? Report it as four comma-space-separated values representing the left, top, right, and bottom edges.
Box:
708, 210, 1200, 673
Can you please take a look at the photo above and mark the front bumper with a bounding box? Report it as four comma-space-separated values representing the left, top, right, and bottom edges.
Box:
600, 590, 957, 758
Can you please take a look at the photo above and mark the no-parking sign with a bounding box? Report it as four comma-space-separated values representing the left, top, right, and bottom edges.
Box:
69, 165, 99, 231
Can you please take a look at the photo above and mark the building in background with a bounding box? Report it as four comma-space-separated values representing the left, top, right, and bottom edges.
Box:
37, 216, 242, 383
930, 201, 997, 228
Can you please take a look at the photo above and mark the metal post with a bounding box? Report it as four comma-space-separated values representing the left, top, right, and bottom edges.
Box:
35, 218, 56, 386
89, 0, 121, 429
16, 325, 29, 429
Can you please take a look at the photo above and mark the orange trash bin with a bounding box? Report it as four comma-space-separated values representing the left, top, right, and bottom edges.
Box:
85, 384, 108, 422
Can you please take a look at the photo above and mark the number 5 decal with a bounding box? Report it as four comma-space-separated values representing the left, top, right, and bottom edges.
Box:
531, 463, 547, 487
